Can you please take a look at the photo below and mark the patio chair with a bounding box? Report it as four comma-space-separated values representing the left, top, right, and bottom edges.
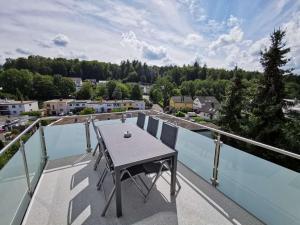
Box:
136, 112, 146, 129
146, 116, 159, 137
142, 122, 180, 201
91, 118, 105, 171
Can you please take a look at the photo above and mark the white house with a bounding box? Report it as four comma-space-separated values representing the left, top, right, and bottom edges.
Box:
69, 77, 83, 91
84, 79, 97, 85
283, 99, 300, 114
68, 100, 90, 113
193, 96, 220, 120
86, 101, 106, 113
0, 100, 39, 116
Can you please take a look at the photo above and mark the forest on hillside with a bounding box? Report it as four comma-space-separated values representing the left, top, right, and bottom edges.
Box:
2, 55, 264, 83
1, 55, 300, 103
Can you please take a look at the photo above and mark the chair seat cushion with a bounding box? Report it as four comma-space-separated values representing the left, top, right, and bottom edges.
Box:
121, 165, 145, 181
143, 161, 169, 174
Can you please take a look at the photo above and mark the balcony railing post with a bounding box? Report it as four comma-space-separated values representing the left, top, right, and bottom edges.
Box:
85, 118, 92, 153
20, 140, 32, 196
39, 123, 48, 162
211, 133, 222, 187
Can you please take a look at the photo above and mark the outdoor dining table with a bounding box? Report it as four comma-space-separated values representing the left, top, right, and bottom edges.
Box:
98, 122, 178, 217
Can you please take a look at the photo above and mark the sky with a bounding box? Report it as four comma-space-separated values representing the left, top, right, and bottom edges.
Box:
0, 0, 300, 73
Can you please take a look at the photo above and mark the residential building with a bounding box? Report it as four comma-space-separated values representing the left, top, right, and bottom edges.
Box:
44, 99, 73, 116
283, 99, 300, 114
0, 100, 39, 116
84, 79, 97, 85
98, 80, 108, 85
140, 84, 152, 95
68, 100, 90, 113
169, 96, 193, 110
104, 100, 145, 112
44, 99, 145, 115
69, 77, 82, 91
193, 96, 220, 120
86, 101, 106, 113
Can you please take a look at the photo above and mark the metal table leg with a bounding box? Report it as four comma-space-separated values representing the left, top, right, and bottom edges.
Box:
170, 154, 177, 195
115, 168, 122, 217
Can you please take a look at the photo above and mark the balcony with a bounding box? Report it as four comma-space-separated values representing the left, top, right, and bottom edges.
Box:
0, 110, 299, 225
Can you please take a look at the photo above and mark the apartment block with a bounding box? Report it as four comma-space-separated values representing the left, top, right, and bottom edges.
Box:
0, 100, 39, 116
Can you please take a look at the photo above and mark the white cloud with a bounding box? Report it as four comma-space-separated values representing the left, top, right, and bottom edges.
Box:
0, 0, 299, 72
283, 12, 300, 72
209, 26, 244, 50
52, 34, 69, 47
121, 31, 168, 61
15, 48, 32, 55
249, 37, 270, 56
142, 45, 167, 60
184, 33, 204, 47
227, 15, 241, 27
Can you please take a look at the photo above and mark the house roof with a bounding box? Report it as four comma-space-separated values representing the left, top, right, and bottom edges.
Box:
44, 99, 74, 103
171, 96, 193, 103
0, 100, 37, 105
194, 96, 220, 104
194, 96, 220, 115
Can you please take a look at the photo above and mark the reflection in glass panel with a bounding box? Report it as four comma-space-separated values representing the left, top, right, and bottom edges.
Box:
218, 143, 300, 225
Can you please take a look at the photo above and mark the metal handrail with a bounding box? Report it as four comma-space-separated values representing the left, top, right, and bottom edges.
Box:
1, 109, 299, 160
152, 110, 300, 160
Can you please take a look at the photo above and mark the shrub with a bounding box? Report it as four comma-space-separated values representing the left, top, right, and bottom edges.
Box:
175, 111, 185, 117
21, 111, 41, 117
79, 108, 96, 115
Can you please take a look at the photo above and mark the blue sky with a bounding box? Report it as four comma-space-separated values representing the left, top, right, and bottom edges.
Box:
0, 0, 299, 72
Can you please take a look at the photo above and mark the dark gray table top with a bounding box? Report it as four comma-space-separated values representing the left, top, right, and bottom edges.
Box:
98, 123, 176, 169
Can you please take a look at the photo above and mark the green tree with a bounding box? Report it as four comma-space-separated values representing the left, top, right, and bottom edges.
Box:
53, 75, 75, 98
0, 69, 33, 98
76, 81, 93, 99
218, 67, 245, 133
112, 86, 122, 99
131, 84, 142, 100
95, 84, 107, 98
106, 80, 117, 99
249, 29, 291, 145
154, 77, 175, 108
32, 74, 58, 100
149, 87, 163, 104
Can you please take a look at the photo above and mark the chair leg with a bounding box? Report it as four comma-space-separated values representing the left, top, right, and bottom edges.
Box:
137, 175, 149, 191
93, 151, 103, 171
144, 162, 170, 202
92, 143, 99, 156
122, 170, 146, 198
97, 168, 108, 190
101, 185, 116, 217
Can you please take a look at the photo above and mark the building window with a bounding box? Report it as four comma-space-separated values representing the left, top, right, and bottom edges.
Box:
69, 104, 72, 106
76, 104, 79, 106
19, 105, 22, 108
29, 104, 32, 106
47, 104, 50, 107
60, 109, 63, 112
12, 105, 16, 108
13, 111, 16, 114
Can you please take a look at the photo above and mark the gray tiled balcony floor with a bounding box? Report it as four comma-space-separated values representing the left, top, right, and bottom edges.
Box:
22, 154, 264, 225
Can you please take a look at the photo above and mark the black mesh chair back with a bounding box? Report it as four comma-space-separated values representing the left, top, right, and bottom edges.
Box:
137, 112, 146, 129
147, 116, 159, 137
160, 122, 178, 150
